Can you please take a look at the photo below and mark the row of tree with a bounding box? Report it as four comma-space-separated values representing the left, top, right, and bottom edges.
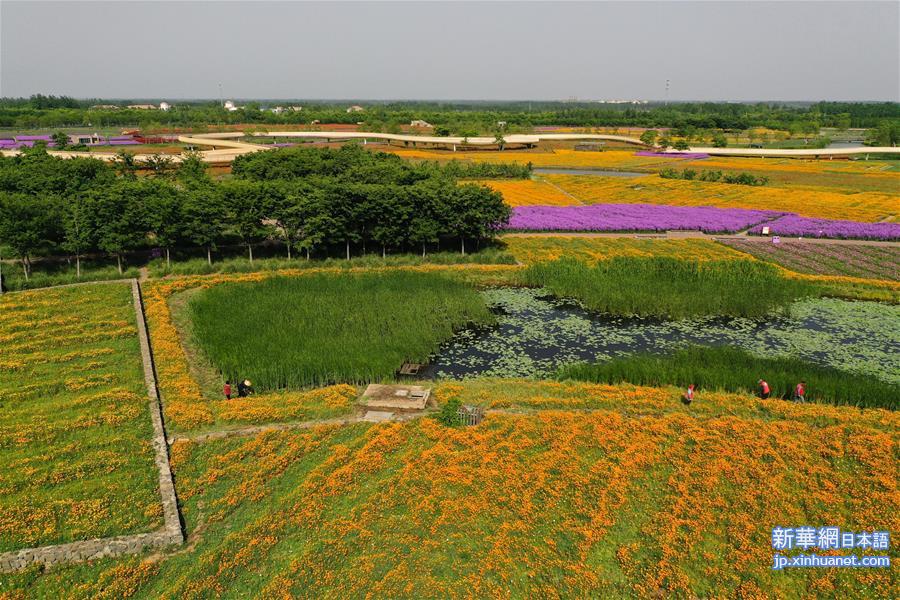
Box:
2, 96, 897, 130
0, 146, 512, 279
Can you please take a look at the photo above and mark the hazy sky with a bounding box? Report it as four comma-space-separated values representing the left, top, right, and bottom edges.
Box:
2, 1, 898, 101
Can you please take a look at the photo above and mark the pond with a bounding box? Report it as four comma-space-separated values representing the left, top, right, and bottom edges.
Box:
422, 288, 900, 384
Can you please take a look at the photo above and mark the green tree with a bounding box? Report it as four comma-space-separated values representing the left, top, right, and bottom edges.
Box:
221, 180, 272, 262
181, 184, 226, 265
88, 183, 149, 274
113, 150, 138, 180
61, 194, 95, 278
145, 181, 182, 268
0, 193, 61, 280
712, 133, 728, 148
639, 129, 658, 146
50, 131, 69, 149
673, 140, 691, 151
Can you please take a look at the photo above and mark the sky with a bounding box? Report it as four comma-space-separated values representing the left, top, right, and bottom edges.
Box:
1, 1, 898, 101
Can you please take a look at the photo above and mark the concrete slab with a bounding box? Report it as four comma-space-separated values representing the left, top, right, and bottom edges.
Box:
362, 410, 395, 422
361, 384, 431, 410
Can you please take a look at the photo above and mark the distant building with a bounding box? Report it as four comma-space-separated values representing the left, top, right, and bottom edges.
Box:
496, 121, 507, 128
289, 106, 303, 112
159, 102, 172, 111
224, 100, 240, 112
90, 104, 119, 110
270, 106, 284, 114
346, 105, 365, 113
410, 119, 433, 128
127, 104, 157, 110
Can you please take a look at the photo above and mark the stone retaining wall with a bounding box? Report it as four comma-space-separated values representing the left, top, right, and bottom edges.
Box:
0, 280, 183, 572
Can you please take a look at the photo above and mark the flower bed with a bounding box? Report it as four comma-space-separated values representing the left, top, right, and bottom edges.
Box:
635, 151, 710, 159
507, 203, 783, 233
749, 215, 900, 241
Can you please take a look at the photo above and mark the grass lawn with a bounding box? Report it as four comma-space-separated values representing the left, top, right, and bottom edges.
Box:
0, 283, 162, 552
2, 379, 896, 598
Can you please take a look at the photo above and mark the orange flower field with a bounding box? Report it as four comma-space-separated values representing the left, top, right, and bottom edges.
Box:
6, 379, 896, 597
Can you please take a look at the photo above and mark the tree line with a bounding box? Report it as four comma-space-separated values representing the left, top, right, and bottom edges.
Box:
2, 96, 897, 131
0, 145, 512, 280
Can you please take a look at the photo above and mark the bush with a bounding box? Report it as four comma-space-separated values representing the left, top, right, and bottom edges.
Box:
437, 398, 463, 427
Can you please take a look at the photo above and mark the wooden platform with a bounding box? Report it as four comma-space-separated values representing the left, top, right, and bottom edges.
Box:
361, 384, 431, 410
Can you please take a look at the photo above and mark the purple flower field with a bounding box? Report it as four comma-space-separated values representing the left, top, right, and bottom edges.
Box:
749, 215, 900, 241
506, 204, 784, 234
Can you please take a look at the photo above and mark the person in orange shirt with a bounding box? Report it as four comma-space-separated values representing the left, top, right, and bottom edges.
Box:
758, 379, 770, 399
793, 380, 806, 402
223, 380, 232, 400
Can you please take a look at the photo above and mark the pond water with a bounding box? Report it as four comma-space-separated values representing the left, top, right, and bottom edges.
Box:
422, 288, 900, 384
533, 167, 648, 177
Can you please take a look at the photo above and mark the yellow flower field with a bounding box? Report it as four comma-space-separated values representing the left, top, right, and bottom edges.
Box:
544, 174, 899, 222
475, 178, 578, 206
0, 283, 162, 552
388, 148, 688, 170
503, 236, 749, 264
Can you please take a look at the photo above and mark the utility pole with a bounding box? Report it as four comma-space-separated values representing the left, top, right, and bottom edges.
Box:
665, 79, 670, 106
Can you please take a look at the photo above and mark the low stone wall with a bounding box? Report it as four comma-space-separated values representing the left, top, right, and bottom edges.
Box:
0, 280, 183, 572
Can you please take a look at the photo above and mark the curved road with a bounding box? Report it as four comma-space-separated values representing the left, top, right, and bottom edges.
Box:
2, 130, 898, 163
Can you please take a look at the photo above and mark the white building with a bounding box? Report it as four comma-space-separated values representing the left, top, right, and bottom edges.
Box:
410, 119, 433, 128
159, 102, 172, 111
346, 105, 365, 113
224, 100, 239, 112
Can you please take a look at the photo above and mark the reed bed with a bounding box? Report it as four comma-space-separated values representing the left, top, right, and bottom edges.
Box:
188, 271, 493, 390
521, 256, 819, 318
558, 346, 899, 409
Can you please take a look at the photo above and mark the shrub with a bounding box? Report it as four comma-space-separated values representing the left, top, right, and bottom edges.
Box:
437, 397, 463, 427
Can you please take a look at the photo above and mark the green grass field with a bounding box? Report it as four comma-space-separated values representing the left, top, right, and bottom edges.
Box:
0, 283, 161, 552
187, 271, 494, 390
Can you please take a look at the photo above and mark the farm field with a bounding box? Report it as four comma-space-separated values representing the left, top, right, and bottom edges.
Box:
473, 178, 576, 206
0, 283, 162, 552
542, 174, 899, 223
503, 236, 748, 263
721, 239, 900, 280
2, 380, 896, 598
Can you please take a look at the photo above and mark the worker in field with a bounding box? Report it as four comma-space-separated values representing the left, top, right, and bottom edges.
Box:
223, 380, 232, 400
757, 379, 771, 399
237, 379, 254, 397
793, 380, 806, 402
682, 384, 695, 406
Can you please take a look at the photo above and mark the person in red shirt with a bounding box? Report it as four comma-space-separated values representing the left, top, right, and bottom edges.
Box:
223, 380, 232, 400
682, 384, 695, 405
793, 381, 806, 402
757, 379, 770, 399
